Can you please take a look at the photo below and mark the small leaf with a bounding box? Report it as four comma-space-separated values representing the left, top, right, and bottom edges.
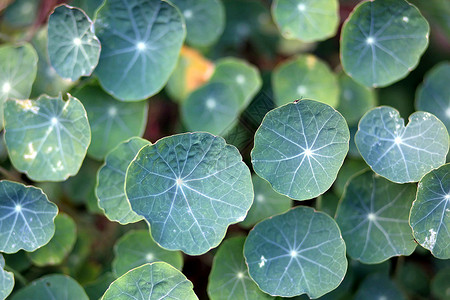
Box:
97, 137, 149, 225
4, 94, 91, 181
0, 43, 38, 127
171, 0, 225, 47
125, 132, 253, 255
74, 84, 148, 160
0, 180, 58, 253
0, 254, 14, 300
47, 5, 101, 81
335, 170, 417, 263
95, 0, 186, 101
409, 163, 450, 259
272, 55, 339, 107
251, 100, 349, 200
244, 206, 347, 298
27, 213, 77, 266
112, 230, 183, 277
10, 274, 88, 300
341, 0, 430, 87
102, 262, 197, 300
354, 273, 406, 300
209, 57, 262, 110
207, 236, 272, 300
181, 82, 240, 135
240, 175, 292, 229
272, 0, 339, 42
355, 106, 449, 183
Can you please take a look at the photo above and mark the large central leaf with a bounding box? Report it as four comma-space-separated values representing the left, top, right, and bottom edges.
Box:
125, 132, 253, 255
94, 0, 186, 101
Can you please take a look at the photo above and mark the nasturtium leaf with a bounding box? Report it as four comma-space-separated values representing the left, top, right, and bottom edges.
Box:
341, 0, 430, 88
0, 43, 38, 127
431, 267, 450, 300
240, 175, 292, 229
415, 62, 450, 132
112, 230, 183, 277
28, 213, 77, 266
335, 170, 417, 263
4, 94, 91, 182
251, 100, 349, 200
3, 0, 38, 27
0, 180, 58, 253
84, 272, 115, 300
125, 132, 253, 255
336, 72, 376, 126
354, 273, 406, 300
102, 262, 197, 300
94, 0, 186, 101
355, 106, 449, 183
207, 236, 272, 300
181, 82, 239, 135
244, 206, 347, 298
70, 0, 104, 19
171, 0, 225, 47
11, 274, 88, 300
271, 0, 339, 42
97, 137, 149, 224
409, 163, 450, 259
74, 85, 148, 160
272, 55, 339, 107
47, 5, 101, 81
0, 254, 14, 300
209, 57, 262, 110
333, 159, 368, 197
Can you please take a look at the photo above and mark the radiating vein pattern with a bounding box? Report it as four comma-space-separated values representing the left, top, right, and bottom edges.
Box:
335, 170, 417, 263
48, 5, 101, 81
97, 137, 149, 224
410, 163, 450, 259
125, 132, 253, 255
355, 106, 449, 183
4, 95, 91, 181
207, 236, 272, 300
251, 100, 349, 200
102, 262, 197, 300
244, 206, 347, 298
0, 254, 14, 300
0, 181, 58, 253
94, 0, 185, 101
341, 0, 429, 87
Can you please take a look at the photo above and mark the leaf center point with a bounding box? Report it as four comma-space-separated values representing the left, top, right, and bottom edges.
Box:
2, 82, 11, 93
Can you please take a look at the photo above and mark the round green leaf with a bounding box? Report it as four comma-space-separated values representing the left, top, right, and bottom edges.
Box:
409, 163, 450, 259
431, 267, 450, 300
102, 262, 197, 300
335, 170, 417, 263
240, 175, 292, 229
244, 206, 347, 298
355, 106, 449, 183
125, 132, 253, 255
94, 0, 186, 101
272, 55, 339, 107
209, 57, 262, 110
0, 43, 38, 127
74, 84, 148, 160
354, 273, 405, 300
4, 94, 91, 181
272, 0, 339, 42
181, 82, 239, 136
341, 0, 430, 88
112, 230, 183, 277
251, 100, 349, 200
0, 180, 58, 253
0, 254, 14, 300
207, 236, 272, 300
27, 213, 76, 266
97, 137, 149, 225
415, 62, 450, 133
171, 0, 225, 47
47, 5, 101, 81
336, 71, 376, 126
11, 274, 88, 300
